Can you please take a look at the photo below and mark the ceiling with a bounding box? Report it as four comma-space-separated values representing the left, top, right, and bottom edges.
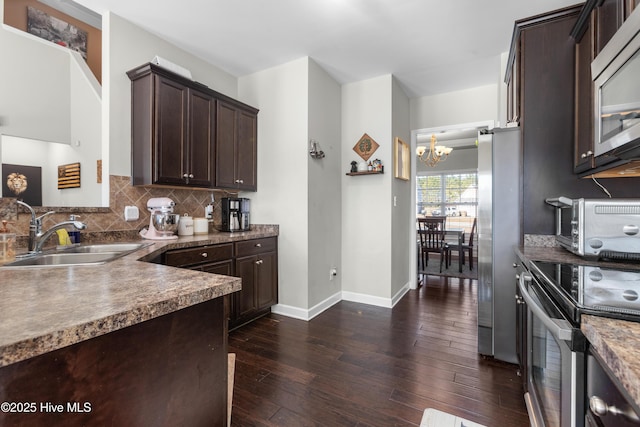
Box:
73, 0, 581, 98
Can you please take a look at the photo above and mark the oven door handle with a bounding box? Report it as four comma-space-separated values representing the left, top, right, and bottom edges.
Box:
518, 273, 573, 342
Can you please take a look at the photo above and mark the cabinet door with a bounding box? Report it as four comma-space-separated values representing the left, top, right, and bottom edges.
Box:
596, 0, 625, 54
187, 89, 215, 187
234, 255, 258, 319
154, 76, 188, 186
215, 101, 238, 189
236, 109, 257, 191
215, 101, 258, 191
256, 251, 277, 310
506, 44, 520, 125
574, 17, 595, 173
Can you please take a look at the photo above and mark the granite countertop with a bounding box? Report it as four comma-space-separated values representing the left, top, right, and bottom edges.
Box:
518, 243, 640, 408
516, 245, 640, 270
0, 225, 278, 368
582, 315, 640, 408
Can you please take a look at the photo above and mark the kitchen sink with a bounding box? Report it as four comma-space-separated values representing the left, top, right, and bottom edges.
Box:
1, 242, 152, 268
68, 243, 150, 254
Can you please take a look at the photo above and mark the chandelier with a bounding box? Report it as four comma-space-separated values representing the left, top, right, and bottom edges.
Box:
416, 134, 453, 167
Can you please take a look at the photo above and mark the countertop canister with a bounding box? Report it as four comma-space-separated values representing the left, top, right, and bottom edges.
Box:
178, 214, 194, 236
193, 217, 208, 235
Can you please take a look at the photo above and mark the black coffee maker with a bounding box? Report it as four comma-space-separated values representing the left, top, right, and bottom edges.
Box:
221, 198, 250, 231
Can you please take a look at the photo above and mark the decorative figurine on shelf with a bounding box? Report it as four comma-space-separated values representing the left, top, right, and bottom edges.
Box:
350, 161, 358, 173
373, 158, 382, 172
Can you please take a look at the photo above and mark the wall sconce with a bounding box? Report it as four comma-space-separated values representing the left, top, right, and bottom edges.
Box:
416, 134, 452, 167
309, 139, 325, 159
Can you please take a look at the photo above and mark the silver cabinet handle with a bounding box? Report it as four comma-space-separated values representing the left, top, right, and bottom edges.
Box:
590, 395, 640, 421
518, 273, 573, 341
255, 243, 262, 248
201, 252, 208, 258
189, 173, 194, 178
255, 259, 263, 265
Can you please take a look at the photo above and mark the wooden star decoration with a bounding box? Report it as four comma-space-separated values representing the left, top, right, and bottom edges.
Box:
353, 133, 379, 161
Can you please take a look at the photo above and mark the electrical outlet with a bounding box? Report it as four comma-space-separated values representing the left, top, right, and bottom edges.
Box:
329, 268, 337, 280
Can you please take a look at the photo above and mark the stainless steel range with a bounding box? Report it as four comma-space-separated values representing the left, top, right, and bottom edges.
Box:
531, 261, 640, 324
517, 260, 640, 427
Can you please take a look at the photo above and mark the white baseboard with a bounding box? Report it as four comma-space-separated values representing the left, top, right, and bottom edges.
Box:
271, 291, 341, 321
271, 282, 411, 321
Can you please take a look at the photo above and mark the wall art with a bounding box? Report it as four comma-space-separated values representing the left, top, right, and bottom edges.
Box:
58, 162, 81, 189
2, 163, 42, 206
27, 6, 88, 60
353, 133, 379, 161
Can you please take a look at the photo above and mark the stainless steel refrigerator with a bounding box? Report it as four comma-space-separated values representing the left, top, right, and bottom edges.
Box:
477, 126, 521, 364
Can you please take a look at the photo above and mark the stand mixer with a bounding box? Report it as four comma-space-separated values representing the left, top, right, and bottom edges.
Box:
140, 197, 180, 240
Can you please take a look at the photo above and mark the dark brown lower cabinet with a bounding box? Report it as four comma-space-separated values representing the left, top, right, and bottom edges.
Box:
232, 249, 278, 330
162, 238, 278, 331
0, 298, 227, 427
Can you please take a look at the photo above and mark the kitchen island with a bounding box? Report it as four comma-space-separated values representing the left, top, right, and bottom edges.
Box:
0, 226, 277, 426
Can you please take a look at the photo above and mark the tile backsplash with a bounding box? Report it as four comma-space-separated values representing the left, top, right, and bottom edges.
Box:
1, 175, 237, 246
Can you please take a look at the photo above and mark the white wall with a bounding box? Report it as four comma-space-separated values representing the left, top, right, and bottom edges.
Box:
0, 19, 70, 144
410, 84, 499, 131
104, 12, 238, 178
238, 58, 310, 311
68, 53, 102, 206
342, 75, 394, 303
391, 77, 412, 301
307, 59, 342, 309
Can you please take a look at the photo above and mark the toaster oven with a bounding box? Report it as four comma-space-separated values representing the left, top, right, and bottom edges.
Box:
546, 196, 640, 260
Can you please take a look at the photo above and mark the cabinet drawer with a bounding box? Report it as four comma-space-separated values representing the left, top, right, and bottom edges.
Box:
164, 243, 233, 267
235, 237, 276, 257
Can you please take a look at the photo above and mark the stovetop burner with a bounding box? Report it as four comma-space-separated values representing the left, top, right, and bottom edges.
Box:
530, 260, 640, 324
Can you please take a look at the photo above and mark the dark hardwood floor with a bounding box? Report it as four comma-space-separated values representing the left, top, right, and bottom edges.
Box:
228, 274, 529, 426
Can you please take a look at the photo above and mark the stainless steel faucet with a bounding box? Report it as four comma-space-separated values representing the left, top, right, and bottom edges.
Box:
16, 201, 87, 253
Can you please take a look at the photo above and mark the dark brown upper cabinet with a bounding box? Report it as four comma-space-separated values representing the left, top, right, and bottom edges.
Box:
573, 9, 597, 173
127, 63, 258, 191
571, 0, 638, 174
216, 100, 258, 191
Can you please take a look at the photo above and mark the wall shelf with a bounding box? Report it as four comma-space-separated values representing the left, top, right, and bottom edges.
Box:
346, 171, 384, 176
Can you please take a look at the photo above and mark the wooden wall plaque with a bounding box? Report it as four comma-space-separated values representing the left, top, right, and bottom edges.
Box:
58, 162, 81, 189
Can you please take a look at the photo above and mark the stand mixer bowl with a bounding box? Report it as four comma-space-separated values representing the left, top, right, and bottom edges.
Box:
150, 212, 180, 236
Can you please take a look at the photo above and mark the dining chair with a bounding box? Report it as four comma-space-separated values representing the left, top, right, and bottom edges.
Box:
417, 217, 450, 273
461, 217, 477, 270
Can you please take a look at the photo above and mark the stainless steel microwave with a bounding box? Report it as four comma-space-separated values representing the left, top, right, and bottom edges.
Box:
592, 6, 640, 159
546, 196, 640, 260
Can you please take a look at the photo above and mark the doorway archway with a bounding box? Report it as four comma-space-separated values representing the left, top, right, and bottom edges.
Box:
409, 120, 494, 289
